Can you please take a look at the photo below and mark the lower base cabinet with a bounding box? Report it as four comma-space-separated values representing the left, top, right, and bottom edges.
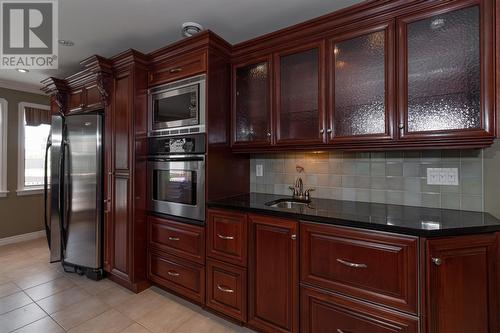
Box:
206, 259, 247, 322
300, 286, 419, 333
248, 214, 299, 333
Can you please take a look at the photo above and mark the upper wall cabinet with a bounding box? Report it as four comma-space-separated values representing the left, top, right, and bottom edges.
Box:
397, 0, 494, 141
275, 42, 325, 145
328, 22, 395, 143
232, 57, 272, 147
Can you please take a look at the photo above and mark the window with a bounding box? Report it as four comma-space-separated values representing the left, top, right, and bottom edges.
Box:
17, 102, 51, 195
0, 98, 7, 197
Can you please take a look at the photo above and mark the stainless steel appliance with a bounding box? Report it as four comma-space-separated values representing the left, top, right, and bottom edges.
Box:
44, 112, 104, 280
147, 134, 206, 222
148, 74, 206, 137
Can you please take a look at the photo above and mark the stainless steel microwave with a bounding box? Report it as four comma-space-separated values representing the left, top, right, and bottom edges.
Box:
148, 75, 206, 137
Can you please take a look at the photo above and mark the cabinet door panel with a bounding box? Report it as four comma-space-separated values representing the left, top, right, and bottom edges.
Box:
398, 1, 494, 140
330, 23, 394, 142
113, 176, 130, 275
426, 234, 499, 333
248, 214, 298, 333
232, 58, 272, 146
275, 42, 325, 145
114, 74, 132, 170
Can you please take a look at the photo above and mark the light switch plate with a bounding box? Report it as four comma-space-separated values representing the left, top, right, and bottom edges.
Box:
256, 164, 263, 177
426, 168, 459, 185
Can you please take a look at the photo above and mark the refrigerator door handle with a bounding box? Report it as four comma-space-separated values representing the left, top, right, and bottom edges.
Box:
43, 134, 52, 247
59, 137, 69, 252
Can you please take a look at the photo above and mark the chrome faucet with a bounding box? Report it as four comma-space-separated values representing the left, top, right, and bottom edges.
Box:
289, 177, 314, 201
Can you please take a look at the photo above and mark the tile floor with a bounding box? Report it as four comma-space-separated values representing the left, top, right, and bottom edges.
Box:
0, 237, 254, 333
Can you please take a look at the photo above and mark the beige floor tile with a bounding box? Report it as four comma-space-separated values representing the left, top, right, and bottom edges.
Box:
136, 301, 197, 333
0, 303, 46, 332
72, 277, 116, 296
0, 244, 22, 259
68, 309, 133, 333
115, 289, 170, 321
36, 286, 91, 314
15, 270, 63, 290
51, 296, 109, 330
0, 291, 33, 315
0, 282, 22, 298
120, 323, 152, 333
24, 277, 75, 301
95, 285, 135, 307
12, 316, 65, 333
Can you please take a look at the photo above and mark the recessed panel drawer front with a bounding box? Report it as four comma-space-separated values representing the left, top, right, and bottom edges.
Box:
301, 286, 418, 333
149, 51, 207, 86
207, 209, 247, 266
300, 223, 418, 314
148, 216, 205, 264
206, 259, 247, 322
148, 251, 205, 304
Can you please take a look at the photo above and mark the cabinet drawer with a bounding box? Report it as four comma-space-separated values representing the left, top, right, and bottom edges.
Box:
207, 209, 247, 266
148, 216, 205, 264
300, 223, 418, 314
206, 259, 247, 322
301, 286, 418, 333
149, 51, 207, 86
148, 251, 205, 304
67, 90, 84, 112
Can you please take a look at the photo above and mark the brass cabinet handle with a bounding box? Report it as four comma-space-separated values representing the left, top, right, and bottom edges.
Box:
217, 284, 235, 293
336, 258, 367, 269
168, 236, 180, 241
167, 270, 180, 277
432, 257, 442, 266
217, 234, 234, 240
169, 67, 183, 73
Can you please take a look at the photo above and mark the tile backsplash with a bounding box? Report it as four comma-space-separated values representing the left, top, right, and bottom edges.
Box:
250, 150, 484, 211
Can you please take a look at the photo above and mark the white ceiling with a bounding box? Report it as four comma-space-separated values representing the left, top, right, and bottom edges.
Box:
0, 0, 362, 94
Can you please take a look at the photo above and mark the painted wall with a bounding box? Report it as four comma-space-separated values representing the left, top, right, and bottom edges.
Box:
251, 149, 485, 211
484, 140, 500, 219
0, 87, 49, 239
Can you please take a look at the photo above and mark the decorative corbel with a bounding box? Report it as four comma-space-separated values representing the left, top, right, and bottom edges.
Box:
96, 72, 112, 106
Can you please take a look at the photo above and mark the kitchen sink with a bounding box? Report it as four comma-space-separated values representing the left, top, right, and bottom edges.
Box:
265, 198, 312, 209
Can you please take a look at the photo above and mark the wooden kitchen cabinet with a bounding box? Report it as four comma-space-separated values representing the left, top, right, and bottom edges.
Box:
425, 233, 499, 333
248, 214, 298, 333
275, 42, 325, 146
397, 0, 495, 142
232, 58, 273, 147
148, 50, 207, 86
328, 22, 395, 144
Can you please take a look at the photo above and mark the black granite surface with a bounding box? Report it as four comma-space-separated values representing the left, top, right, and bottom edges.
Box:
208, 193, 500, 237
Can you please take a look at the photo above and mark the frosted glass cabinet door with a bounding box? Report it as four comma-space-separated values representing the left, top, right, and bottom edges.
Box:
329, 23, 394, 142
398, 1, 494, 139
233, 59, 272, 146
275, 42, 325, 145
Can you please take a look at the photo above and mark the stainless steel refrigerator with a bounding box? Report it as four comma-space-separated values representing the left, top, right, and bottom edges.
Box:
44, 112, 104, 280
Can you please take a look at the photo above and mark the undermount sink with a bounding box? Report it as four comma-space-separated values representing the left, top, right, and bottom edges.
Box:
265, 198, 312, 209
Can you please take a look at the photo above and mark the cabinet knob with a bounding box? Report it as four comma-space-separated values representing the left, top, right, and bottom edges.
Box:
399, 123, 405, 130
320, 129, 324, 134
327, 129, 332, 134
291, 234, 297, 240
267, 132, 271, 137
432, 257, 442, 266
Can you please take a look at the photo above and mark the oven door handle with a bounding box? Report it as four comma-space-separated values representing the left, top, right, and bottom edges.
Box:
148, 156, 204, 162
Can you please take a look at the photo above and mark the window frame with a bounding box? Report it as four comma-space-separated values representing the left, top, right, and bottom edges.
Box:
17, 102, 51, 196
0, 98, 8, 197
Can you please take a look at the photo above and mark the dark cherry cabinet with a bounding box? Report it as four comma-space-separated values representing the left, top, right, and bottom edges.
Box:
328, 22, 395, 143
397, 0, 495, 142
275, 42, 325, 146
425, 234, 499, 333
232, 58, 273, 147
248, 214, 298, 333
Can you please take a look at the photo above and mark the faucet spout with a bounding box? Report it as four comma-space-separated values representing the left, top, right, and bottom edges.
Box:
295, 177, 304, 197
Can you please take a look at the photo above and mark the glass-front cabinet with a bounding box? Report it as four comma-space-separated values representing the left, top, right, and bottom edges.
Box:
232, 58, 272, 147
329, 23, 394, 143
275, 42, 325, 145
397, 0, 494, 140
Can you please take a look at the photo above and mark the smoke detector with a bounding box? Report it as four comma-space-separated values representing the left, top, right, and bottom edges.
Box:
181, 22, 203, 38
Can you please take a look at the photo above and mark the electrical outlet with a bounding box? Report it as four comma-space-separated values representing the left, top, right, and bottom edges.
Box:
426, 168, 459, 185
256, 164, 263, 177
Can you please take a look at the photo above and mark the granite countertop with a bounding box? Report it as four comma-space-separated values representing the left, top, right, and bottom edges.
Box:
208, 193, 500, 237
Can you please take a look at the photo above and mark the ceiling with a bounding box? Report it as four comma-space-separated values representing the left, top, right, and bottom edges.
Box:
0, 0, 362, 94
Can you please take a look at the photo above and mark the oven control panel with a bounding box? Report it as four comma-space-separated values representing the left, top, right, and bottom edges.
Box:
148, 133, 205, 155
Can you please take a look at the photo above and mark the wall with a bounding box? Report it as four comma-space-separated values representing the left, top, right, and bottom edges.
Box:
484, 140, 500, 219
0, 87, 49, 239
250, 149, 484, 211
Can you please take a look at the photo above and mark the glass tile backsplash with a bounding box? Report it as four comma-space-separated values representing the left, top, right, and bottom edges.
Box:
250, 150, 484, 211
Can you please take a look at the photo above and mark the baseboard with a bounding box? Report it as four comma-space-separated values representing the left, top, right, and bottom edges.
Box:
0, 230, 45, 246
